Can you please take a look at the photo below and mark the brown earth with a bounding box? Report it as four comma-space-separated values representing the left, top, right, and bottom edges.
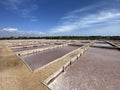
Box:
0, 40, 83, 90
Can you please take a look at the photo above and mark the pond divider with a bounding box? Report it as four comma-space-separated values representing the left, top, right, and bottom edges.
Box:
17, 44, 68, 56
42, 40, 95, 90
105, 41, 120, 50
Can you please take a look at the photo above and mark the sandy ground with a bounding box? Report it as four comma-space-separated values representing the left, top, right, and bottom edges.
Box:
0, 40, 82, 90
0, 41, 47, 90
22, 46, 79, 71
49, 47, 120, 90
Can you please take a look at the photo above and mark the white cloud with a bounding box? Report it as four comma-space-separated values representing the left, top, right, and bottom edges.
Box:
0, 0, 39, 20
2, 27, 18, 32
0, 28, 45, 37
30, 18, 39, 22
49, 0, 120, 35
50, 11, 120, 34
20, 4, 39, 18
0, 0, 23, 10
82, 25, 120, 36
38, 32, 45, 35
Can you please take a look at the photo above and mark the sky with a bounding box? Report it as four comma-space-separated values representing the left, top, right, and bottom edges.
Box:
0, 0, 120, 37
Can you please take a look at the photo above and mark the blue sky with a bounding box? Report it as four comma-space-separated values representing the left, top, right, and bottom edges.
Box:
0, 0, 120, 37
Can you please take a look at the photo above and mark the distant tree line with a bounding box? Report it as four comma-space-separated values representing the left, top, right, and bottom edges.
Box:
0, 36, 120, 40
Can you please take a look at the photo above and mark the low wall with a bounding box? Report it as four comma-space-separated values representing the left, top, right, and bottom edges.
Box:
17, 44, 68, 56
42, 40, 95, 89
68, 44, 83, 47
91, 46, 117, 49
10, 44, 49, 49
105, 41, 120, 49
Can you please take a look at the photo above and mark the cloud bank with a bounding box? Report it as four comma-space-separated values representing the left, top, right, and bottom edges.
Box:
0, 27, 45, 37
50, 0, 120, 36
0, 0, 39, 21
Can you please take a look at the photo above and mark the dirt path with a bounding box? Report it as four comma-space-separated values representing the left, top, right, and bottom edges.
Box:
0, 41, 48, 90
0, 40, 85, 90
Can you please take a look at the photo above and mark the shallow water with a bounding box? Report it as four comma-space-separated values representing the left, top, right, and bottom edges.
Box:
22, 46, 80, 70
92, 43, 112, 47
49, 47, 120, 90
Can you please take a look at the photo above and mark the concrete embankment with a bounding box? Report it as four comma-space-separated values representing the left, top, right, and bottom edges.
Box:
42, 41, 95, 88
105, 41, 120, 50
17, 44, 68, 56
22, 46, 79, 71
49, 43, 120, 90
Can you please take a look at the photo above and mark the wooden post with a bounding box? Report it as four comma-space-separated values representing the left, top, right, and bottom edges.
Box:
63, 66, 65, 72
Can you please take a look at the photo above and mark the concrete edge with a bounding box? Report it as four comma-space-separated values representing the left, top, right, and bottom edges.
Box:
33, 40, 95, 72
10, 44, 49, 49
105, 41, 120, 49
17, 44, 68, 56
91, 46, 117, 49
41, 82, 51, 90
34, 46, 84, 72
41, 40, 95, 88
16, 55, 33, 72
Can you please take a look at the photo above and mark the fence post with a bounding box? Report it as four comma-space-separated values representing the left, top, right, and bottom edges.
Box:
63, 66, 65, 72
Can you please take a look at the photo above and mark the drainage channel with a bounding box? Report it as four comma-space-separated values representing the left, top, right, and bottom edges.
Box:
20, 45, 80, 71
